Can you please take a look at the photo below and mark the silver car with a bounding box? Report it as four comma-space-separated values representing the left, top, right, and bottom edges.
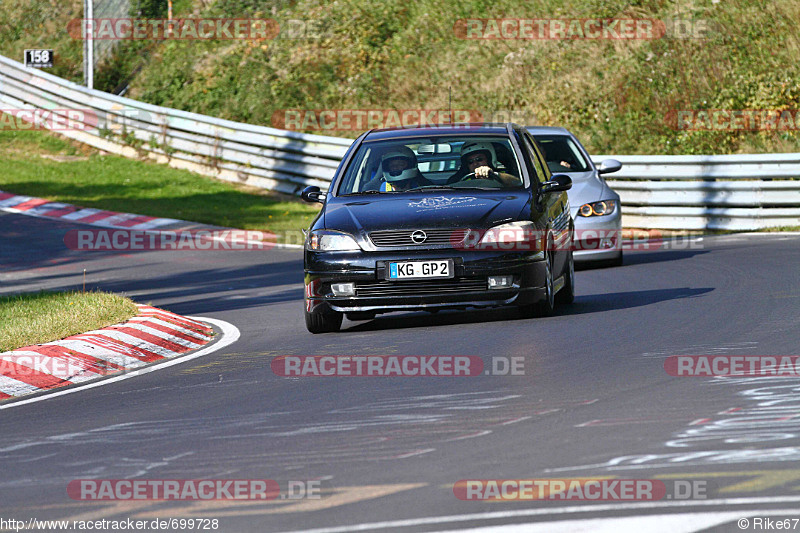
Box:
527, 126, 623, 266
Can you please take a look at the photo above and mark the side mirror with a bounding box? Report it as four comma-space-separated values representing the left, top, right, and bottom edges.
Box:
597, 159, 622, 175
301, 185, 325, 204
541, 174, 572, 194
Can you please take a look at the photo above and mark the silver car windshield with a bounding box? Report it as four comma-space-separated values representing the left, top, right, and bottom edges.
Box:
533, 135, 592, 173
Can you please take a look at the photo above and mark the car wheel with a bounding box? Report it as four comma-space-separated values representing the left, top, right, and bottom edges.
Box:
345, 311, 376, 321
555, 250, 575, 305
519, 249, 555, 318
305, 309, 343, 333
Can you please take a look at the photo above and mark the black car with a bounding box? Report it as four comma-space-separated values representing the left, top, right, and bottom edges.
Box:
300, 123, 574, 333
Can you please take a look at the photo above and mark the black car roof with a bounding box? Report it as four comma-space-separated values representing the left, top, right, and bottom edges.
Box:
363, 123, 515, 141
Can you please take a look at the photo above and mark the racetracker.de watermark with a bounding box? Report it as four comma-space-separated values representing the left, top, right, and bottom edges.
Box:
454, 18, 713, 40
67, 18, 279, 40
666, 109, 800, 131
453, 478, 708, 500
665, 355, 800, 377
64, 229, 278, 251
270, 109, 538, 131
0, 355, 97, 377
455, 18, 664, 40
276, 19, 334, 39
0, 109, 98, 130
67, 479, 322, 500
271, 355, 524, 377
451, 228, 702, 252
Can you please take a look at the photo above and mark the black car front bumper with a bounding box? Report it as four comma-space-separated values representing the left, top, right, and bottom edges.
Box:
304, 249, 548, 314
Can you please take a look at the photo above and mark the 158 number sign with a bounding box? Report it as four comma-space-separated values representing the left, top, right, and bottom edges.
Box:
24, 49, 54, 68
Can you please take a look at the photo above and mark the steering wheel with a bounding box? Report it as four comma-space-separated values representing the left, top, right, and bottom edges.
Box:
461, 170, 503, 183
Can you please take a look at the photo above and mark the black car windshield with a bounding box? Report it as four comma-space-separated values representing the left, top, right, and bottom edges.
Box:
531, 135, 592, 173
336, 136, 523, 195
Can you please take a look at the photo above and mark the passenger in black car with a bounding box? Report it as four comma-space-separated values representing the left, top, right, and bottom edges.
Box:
362, 146, 433, 192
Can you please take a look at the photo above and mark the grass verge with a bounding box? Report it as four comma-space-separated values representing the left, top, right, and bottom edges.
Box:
0, 127, 321, 238
0, 291, 139, 352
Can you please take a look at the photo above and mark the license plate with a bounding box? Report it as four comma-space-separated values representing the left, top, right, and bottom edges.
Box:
388, 260, 452, 279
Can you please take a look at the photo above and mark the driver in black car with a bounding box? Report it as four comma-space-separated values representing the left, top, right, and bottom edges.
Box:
446, 142, 521, 186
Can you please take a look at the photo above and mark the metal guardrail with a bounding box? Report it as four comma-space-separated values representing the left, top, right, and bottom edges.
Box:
1, 54, 799, 230
593, 155, 800, 230
0, 54, 350, 196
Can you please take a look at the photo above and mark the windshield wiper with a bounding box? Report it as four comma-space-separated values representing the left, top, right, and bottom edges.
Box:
407, 185, 503, 192
343, 190, 388, 196
403, 185, 459, 192
449, 186, 500, 190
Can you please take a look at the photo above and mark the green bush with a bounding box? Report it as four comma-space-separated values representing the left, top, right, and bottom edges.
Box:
2, 0, 799, 154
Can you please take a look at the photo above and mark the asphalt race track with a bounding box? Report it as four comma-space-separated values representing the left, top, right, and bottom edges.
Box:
1, 209, 800, 532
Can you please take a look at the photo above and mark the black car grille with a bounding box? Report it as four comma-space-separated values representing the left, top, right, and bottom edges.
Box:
355, 277, 487, 297
369, 229, 470, 247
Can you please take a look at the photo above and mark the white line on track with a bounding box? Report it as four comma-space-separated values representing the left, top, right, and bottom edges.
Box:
0, 317, 239, 410
424, 510, 800, 533
274, 496, 800, 533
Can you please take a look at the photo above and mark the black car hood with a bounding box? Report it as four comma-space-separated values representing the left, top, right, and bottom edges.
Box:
322, 192, 531, 235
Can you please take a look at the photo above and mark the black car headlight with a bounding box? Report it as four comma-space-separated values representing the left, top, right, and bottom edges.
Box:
479, 221, 538, 245
305, 230, 361, 251
473, 221, 544, 253
578, 200, 616, 217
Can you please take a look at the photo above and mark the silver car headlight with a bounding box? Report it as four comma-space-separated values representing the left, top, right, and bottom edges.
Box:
578, 200, 616, 217
305, 230, 361, 251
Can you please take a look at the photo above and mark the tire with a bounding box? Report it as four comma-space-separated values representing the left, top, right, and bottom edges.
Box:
519, 249, 555, 318
305, 309, 343, 333
555, 250, 575, 305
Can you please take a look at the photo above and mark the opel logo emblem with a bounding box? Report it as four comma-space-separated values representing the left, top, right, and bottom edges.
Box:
410, 230, 427, 244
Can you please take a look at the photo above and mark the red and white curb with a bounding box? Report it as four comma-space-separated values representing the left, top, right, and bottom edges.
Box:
0, 189, 303, 249
0, 304, 218, 402
0, 190, 181, 230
